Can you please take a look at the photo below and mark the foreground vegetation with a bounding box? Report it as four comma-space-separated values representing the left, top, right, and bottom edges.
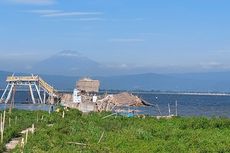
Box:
1, 108, 230, 153
0, 109, 39, 152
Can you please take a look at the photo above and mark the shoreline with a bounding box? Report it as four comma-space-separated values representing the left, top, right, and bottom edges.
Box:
1, 88, 230, 96
131, 91, 230, 96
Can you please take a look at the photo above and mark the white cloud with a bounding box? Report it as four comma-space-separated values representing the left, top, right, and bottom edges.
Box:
105, 63, 130, 69
104, 63, 148, 69
60, 18, 105, 22
200, 62, 223, 69
138, 32, 164, 36
26, 9, 61, 14
7, 0, 56, 5
25, 9, 103, 18
58, 53, 81, 57
109, 38, 145, 43
78, 18, 105, 21
41, 12, 102, 17
217, 50, 230, 54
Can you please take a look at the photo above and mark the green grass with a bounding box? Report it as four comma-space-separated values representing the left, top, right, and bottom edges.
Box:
2, 108, 230, 153
0, 109, 41, 152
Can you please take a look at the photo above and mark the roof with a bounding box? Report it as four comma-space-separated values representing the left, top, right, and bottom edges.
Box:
77, 78, 100, 93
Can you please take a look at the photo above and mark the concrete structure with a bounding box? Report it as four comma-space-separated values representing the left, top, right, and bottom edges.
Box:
78, 102, 96, 113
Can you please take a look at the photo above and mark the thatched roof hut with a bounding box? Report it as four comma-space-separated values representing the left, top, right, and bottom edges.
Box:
77, 78, 100, 93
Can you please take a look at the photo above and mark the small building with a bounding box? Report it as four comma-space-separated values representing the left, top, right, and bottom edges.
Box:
76, 78, 100, 93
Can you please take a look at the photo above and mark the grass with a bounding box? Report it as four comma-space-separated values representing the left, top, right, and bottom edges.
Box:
1, 108, 230, 153
0, 109, 40, 152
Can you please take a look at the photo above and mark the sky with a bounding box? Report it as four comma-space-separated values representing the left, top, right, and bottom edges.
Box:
0, 0, 230, 73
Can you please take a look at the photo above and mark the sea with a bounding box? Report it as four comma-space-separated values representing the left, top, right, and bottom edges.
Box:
0, 91, 230, 117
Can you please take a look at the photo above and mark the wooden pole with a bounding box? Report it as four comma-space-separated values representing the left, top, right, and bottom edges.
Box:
102, 113, 117, 119
36, 113, 38, 122
49, 105, 51, 114
0, 123, 2, 143
0, 113, 3, 143
9, 86, 16, 114
2, 111, 6, 143
3, 110, 5, 132
32, 124, 35, 134
15, 116, 17, 125
21, 138, 25, 149
9, 117, 11, 127
25, 129, 28, 143
175, 100, 178, 116
97, 131, 105, 144
67, 142, 87, 146
62, 111, 65, 118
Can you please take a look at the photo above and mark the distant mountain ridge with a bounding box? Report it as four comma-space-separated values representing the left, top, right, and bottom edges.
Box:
29, 50, 159, 76
32, 50, 104, 76
1, 70, 230, 92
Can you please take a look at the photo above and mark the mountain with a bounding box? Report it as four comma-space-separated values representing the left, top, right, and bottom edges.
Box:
1, 51, 230, 92
31, 51, 160, 76
168, 72, 230, 92
96, 72, 230, 91
32, 50, 103, 76
1, 70, 230, 92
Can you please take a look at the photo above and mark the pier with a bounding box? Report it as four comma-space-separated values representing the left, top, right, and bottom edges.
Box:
0, 75, 58, 104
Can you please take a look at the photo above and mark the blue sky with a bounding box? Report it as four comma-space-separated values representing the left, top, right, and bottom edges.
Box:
0, 0, 230, 73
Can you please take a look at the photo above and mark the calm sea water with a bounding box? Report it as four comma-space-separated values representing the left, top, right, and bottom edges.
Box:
135, 93, 230, 117
0, 91, 52, 111
0, 91, 230, 117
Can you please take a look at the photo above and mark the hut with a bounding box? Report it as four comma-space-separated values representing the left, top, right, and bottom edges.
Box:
77, 78, 100, 93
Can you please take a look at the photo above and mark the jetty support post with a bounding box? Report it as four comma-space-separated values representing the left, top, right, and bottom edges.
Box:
29, 83, 36, 104
34, 83, 43, 104
43, 91, 46, 104
5, 83, 15, 104
0, 83, 10, 102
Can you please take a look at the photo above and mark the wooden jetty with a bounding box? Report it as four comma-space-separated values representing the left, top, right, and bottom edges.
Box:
0, 74, 58, 104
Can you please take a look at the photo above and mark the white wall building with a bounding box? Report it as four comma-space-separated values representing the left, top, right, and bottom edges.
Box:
73, 89, 81, 103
